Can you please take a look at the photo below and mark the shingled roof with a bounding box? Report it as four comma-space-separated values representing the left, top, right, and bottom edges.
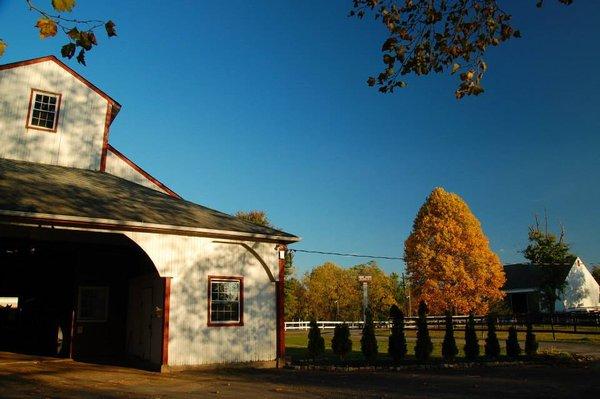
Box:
0, 158, 299, 243
503, 262, 573, 291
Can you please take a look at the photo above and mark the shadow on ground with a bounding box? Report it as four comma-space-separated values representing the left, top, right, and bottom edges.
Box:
0, 352, 599, 398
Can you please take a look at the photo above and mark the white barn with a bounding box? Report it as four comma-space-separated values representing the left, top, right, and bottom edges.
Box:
0, 56, 299, 370
503, 258, 600, 314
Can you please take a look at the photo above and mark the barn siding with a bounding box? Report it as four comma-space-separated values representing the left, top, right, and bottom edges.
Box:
104, 149, 171, 195
556, 260, 600, 311
125, 232, 279, 366
0, 61, 108, 170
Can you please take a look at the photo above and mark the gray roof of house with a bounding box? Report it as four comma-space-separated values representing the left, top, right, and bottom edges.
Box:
502, 263, 572, 291
0, 158, 299, 242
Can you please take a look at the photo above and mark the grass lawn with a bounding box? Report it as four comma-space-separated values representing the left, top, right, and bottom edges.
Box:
285, 327, 600, 362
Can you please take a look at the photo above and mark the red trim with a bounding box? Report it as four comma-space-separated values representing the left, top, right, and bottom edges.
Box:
99, 104, 112, 171
25, 88, 62, 133
276, 245, 286, 361
0, 55, 121, 119
207, 276, 244, 327
161, 277, 171, 366
106, 144, 181, 199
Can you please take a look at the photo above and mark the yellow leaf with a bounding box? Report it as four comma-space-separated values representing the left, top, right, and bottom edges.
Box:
451, 63, 460, 74
0, 40, 6, 57
52, 0, 76, 12
35, 18, 58, 39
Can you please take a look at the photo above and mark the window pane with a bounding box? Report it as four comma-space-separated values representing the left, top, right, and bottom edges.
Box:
209, 280, 241, 323
78, 287, 108, 321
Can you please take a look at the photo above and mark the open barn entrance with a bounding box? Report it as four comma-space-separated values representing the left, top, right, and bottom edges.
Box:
0, 225, 165, 369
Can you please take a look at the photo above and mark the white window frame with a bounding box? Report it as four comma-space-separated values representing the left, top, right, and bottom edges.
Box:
26, 88, 62, 132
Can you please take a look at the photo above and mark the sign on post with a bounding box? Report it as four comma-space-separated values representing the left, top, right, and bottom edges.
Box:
358, 275, 372, 323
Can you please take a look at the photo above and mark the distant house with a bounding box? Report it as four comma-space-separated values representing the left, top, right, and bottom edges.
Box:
503, 258, 600, 314
0, 56, 299, 370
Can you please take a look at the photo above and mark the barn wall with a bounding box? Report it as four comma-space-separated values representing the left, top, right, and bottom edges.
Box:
0, 60, 108, 170
124, 232, 279, 366
557, 260, 600, 311
104, 149, 171, 195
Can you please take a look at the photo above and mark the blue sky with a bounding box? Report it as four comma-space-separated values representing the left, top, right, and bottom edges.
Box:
1, 1, 599, 275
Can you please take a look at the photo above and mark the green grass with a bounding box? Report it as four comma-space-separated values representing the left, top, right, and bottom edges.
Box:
285, 327, 600, 362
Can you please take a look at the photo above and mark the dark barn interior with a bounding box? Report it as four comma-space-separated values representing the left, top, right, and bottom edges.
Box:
0, 226, 160, 365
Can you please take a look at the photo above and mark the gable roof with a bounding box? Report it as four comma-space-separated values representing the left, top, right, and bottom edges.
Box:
503, 262, 573, 291
0, 55, 121, 122
0, 158, 299, 243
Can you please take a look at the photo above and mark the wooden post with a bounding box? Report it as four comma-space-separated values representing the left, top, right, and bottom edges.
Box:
276, 245, 286, 366
161, 277, 171, 370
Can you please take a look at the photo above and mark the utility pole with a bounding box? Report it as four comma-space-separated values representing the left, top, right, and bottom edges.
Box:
406, 276, 412, 317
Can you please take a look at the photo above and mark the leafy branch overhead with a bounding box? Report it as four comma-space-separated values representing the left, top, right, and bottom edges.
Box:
0, 0, 116, 65
350, 0, 574, 98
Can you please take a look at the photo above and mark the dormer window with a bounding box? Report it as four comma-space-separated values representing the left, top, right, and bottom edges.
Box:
26, 89, 61, 132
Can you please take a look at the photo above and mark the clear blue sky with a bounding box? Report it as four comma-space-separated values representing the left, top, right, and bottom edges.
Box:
2, 1, 599, 275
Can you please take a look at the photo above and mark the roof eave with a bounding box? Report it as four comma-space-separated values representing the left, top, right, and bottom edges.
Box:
0, 210, 301, 244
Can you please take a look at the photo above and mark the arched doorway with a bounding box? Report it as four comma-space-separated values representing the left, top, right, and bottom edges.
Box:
0, 225, 164, 369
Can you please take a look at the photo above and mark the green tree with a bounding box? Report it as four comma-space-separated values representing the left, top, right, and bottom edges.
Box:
463, 313, 480, 361
405, 187, 506, 314
0, 0, 116, 64
331, 323, 353, 360
307, 320, 325, 360
360, 309, 378, 363
388, 304, 407, 363
523, 215, 575, 338
506, 326, 521, 358
350, 0, 573, 98
525, 318, 539, 357
484, 315, 500, 359
414, 300, 433, 361
524, 215, 575, 264
442, 312, 458, 362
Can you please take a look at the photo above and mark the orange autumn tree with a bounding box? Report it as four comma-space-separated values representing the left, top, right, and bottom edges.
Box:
404, 187, 505, 314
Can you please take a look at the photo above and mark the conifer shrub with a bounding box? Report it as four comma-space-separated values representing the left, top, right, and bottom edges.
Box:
388, 305, 407, 363
442, 311, 458, 362
484, 314, 501, 359
463, 312, 480, 361
307, 319, 325, 360
525, 318, 539, 357
414, 300, 433, 361
331, 323, 352, 360
506, 326, 521, 358
360, 309, 379, 363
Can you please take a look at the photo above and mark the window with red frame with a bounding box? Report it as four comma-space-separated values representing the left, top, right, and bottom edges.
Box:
208, 276, 243, 326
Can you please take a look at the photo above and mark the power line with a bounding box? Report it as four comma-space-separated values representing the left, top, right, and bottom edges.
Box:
290, 248, 404, 261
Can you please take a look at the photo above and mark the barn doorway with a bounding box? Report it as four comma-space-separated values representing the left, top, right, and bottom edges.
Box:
0, 225, 165, 369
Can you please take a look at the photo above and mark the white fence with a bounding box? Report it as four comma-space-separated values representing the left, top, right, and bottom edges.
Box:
284, 316, 482, 331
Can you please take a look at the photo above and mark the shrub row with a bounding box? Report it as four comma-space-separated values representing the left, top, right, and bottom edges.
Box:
306, 301, 539, 363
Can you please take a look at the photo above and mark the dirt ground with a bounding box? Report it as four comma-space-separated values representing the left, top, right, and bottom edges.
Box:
0, 352, 599, 399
